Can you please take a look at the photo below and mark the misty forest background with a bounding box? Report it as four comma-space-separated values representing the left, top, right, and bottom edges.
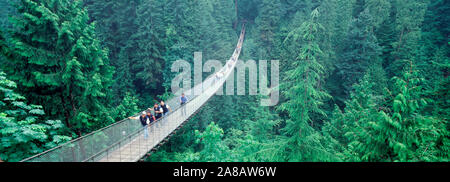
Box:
0, 0, 449, 162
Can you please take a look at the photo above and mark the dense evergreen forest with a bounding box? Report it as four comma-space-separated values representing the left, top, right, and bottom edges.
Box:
0, 0, 448, 162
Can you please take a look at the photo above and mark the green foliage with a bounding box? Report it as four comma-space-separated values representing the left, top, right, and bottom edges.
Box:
0, 72, 70, 161
1, 0, 448, 162
2, 0, 115, 136
114, 92, 140, 121
278, 9, 336, 161
336, 62, 448, 161
387, 0, 428, 76
193, 122, 230, 162
85, 0, 165, 104
255, 0, 282, 57
0, 0, 16, 31
147, 0, 449, 162
335, 7, 382, 101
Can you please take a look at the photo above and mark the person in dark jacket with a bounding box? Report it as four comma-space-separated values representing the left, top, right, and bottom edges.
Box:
149, 103, 163, 120
146, 110, 156, 124
160, 100, 171, 116
128, 111, 150, 139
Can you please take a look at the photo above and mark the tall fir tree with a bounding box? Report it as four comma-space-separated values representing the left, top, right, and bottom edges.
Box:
2, 0, 114, 137
125, 0, 164, 103
387, 0, 428, 77
278, 9, 335, 161
255, 0, 282, 58
335, 8, 382, 104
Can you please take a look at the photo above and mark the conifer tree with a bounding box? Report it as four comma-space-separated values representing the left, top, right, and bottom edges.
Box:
194, 122, 230, 162
255, 0, 282, 58
364, 0, 391, 30
387, 0, 428, 77
426, 46, 450, 161
2, 0, 114, 136
279, 9, 335, 161
124, 0, 164, 101
332, 73, 387, 161
346, 61, 447, 161
84, 0, 146, 104
336, 8, 382, 101
0, 0, 16, 30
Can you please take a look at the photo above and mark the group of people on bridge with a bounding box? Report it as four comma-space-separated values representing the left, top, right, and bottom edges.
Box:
126, 29, 243, 140
128, 93, 189, 139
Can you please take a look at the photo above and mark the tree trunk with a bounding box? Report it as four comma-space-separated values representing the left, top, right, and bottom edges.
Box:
60, 89, 72, 129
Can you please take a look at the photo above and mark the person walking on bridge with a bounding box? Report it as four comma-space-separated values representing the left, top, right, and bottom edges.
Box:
180, 93, 188, 116
160, 100, 171, 117
128, 111, 150, 139
213, 72, 221, 85
146, 110, 156, 124
149, 103, 163, 120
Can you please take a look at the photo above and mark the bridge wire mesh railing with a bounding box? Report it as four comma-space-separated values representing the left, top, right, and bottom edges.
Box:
20, 25, 245, 162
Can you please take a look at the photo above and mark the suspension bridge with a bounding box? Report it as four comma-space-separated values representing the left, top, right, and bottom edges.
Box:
20, 25, 246, 162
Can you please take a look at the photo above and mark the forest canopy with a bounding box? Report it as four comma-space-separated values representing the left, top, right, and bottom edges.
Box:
0, 0, 448, 162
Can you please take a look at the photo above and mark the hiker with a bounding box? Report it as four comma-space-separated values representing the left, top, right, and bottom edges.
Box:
128, 111, 150, 139
160, 100, 171, 116
180, 93, 188, 116
146, 110, 156, 124
149, 103, 163, 120
213, 71, 223, 85
215, 71, 220, 80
